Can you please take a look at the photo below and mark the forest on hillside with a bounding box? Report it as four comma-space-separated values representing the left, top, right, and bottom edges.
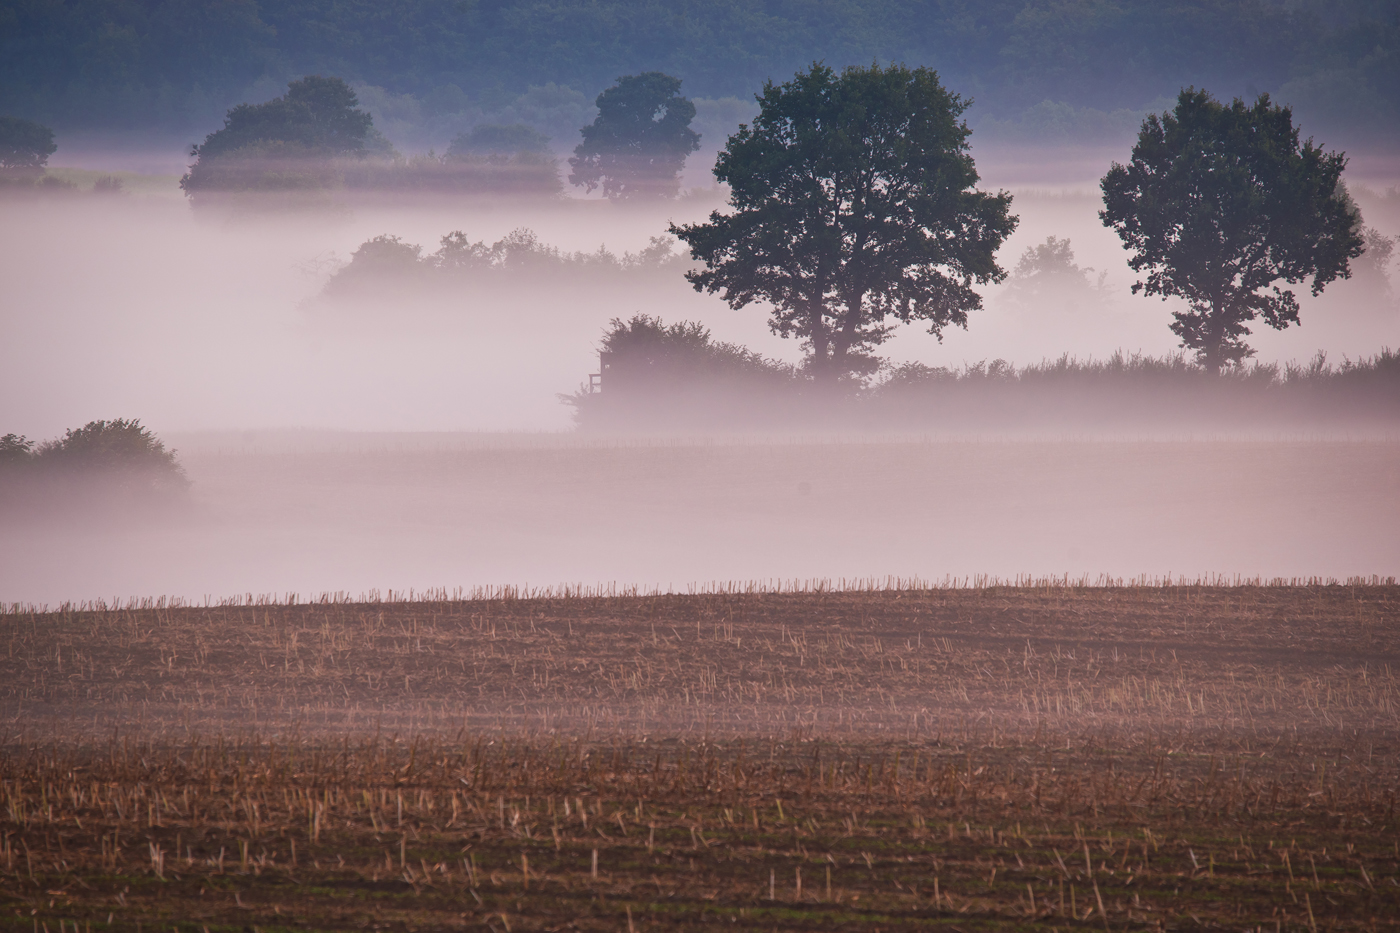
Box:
2, 0, 1396, 148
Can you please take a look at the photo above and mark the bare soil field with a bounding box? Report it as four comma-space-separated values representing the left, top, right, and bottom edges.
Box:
2, 582, 1398, 931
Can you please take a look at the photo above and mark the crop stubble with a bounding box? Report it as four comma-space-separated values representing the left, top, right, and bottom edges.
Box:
1, 582, 1397, 930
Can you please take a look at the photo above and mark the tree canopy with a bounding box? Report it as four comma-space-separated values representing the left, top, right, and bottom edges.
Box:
1100, 88, 1364, 371
1, 419, 189, 498
193, 76, 374, 160
0, 116, 57, 176
180, 76, 379, 197
568, 73, 700, 200
672, 62, 1016, 386
1002, 236, 1108, 310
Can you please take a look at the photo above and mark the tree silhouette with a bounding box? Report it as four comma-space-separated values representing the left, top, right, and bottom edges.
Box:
1100, 89, 1364, 372
196, 76, 373, 159
0, 116, 57, 181
1003, 236, 1109, 310
671, 62, 1016, 387
568, 73, 700, 200
35, 419, 188, 492
181, 76, 376, 197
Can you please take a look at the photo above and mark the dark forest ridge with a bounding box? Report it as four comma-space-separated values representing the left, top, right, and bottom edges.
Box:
3, 0, 1395, 148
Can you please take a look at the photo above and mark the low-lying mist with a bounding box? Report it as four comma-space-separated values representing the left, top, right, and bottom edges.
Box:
2, 432, 1397, 607
4, 168, 1397, 440
2, 166, 1398, 605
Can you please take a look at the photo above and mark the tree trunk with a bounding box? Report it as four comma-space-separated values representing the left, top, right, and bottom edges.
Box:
827, 289, 865, 387
1201, 302, 1226, 375
807, 299, 833, 386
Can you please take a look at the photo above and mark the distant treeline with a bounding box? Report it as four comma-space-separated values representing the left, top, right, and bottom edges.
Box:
322, 230, 688, 297
567, 315, 1400, 432
180, 151, 564, 206
2, 0, 1394, 144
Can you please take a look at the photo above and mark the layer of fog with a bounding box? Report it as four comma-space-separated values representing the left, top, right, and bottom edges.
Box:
4, 151, 1398, 606
3, 164, 1398, 441
2, 434, 1396, 607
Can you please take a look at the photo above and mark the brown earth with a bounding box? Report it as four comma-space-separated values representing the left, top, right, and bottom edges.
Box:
1, 583, 1397, 931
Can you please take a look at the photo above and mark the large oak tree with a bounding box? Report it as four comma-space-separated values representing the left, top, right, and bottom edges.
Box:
1100, 89, 1364, 372
671, 62, 1016, 387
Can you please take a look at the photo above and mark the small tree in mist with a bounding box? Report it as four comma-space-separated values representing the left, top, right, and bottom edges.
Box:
1003, 235, 1109, 310
1100, 89, 1364, 373
671, 62, 1016, 388
569, 73, 700, 200
1353, 227, 1397, 299
0, 116, 58, 184
1, 420, 189, 516
593, 313, 796, 390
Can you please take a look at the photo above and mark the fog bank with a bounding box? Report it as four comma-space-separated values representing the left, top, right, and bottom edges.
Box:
2, 433, 1395, 607
3, 183, 1397, 441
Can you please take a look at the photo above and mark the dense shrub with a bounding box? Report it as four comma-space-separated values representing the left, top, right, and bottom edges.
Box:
0, 420, 189, 514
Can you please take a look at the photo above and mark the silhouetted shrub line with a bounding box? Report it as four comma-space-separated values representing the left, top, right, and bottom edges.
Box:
874, 347, 1400, 393
0, 419, 189, 514
566, 315, 1400, 430
178, 78, 566, 206
323, 230, 689, 296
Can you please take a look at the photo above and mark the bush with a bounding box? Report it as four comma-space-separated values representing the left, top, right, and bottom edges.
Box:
0, 115, 57, 186
1, 420, 189, 515
562, 314, 804, 430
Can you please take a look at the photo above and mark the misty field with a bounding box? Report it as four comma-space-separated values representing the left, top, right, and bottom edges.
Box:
5, 436, 1399, 606
3, 582, 1399, 931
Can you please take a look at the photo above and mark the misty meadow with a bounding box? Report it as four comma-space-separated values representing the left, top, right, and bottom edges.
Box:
2, 3, 1399, 931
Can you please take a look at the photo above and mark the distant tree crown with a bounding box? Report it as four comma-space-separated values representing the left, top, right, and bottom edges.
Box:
0, 116, 58, 171
193, 76, 374, 161
568, 72, 700, 200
